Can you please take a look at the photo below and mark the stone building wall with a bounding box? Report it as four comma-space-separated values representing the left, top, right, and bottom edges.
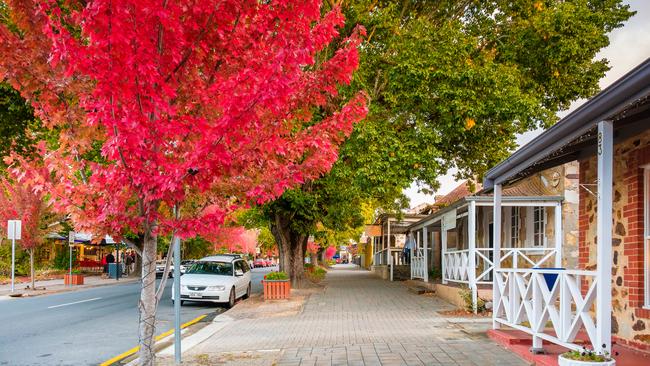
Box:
578, 129, 650, 351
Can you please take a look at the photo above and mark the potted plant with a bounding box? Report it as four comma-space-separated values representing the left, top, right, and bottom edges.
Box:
262, 271, 290, 300
559, 348, 615, 366
64, 270, 85, 285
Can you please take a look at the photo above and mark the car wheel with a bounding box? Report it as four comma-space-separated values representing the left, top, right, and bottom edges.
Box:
180, 300, 184, 306
243, 282, 251, 299
226, 287, 235, 308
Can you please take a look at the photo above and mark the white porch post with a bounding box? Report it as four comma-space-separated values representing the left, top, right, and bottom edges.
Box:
492, 184, 502, 329
554, 202, 563, 268
468, 200, 478, 313
596, 120, 613, 354
388, 219, 393, 281
423, 226, 429, 282
412, 231, 419, 280
441, 221, 448, 285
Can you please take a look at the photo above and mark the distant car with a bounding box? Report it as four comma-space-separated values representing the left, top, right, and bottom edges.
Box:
170, 260, 195, 277
172, 255, 252, 308
155, 260, 172, 278
264, 259, 274, 267
253, 259, 267, 268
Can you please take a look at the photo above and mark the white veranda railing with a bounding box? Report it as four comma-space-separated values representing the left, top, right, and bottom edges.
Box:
443, 247, 556, 284
411, 248, 426, 279
494, 268, 599, 352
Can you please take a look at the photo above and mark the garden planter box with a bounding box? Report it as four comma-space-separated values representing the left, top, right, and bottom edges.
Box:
262, 280, 290, 300
64, 274, 84, 286
558, 355, 615, 366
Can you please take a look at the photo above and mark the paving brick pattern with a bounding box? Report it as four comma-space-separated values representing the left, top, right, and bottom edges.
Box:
171, 265, 526, 366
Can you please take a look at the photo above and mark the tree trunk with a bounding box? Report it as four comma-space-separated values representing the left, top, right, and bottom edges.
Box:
137, 222, 159, 366
30, 248, 35, 290
311, 252, 318, 266
270, 212, 308, 287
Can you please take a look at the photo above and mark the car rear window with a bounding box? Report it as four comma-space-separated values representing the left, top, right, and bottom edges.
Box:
186, 261, 233, 276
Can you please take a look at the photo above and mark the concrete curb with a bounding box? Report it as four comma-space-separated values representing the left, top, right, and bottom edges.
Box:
158, 314, 235, 356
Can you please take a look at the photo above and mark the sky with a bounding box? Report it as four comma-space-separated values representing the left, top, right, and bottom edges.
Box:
405, 0, 650, 208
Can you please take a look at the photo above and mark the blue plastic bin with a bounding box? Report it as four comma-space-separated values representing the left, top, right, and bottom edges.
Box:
532, 267, 564, 290
108, 263, 122, 279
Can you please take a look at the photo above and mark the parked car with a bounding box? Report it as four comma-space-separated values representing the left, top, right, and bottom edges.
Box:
155, 260, 172, 278
172, 254, 252, 308
264, 259, 274, 267
170, 260, 195, 277
253, 258, 267, 268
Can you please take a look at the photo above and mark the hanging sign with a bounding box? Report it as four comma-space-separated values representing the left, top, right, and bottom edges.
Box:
7, 220, 21, 240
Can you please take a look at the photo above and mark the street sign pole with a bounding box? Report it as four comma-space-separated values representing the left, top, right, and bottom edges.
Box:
173, 235, 181, 363
11, 236, 15, 292
116, 244, 120, 281
68, 231, 74, 287
7, 220, 21, 293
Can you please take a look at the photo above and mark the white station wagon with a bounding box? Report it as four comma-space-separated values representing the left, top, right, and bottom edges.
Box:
171, 254, 252, 308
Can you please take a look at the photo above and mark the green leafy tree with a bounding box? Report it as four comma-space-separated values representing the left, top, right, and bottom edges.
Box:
0, 83, 49, 167
264, 0, 634, 285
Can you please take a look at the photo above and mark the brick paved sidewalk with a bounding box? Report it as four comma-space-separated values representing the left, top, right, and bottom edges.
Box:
157, 264, 525, 366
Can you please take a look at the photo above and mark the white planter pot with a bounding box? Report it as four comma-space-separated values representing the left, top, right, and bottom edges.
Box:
558, 354, 615, 366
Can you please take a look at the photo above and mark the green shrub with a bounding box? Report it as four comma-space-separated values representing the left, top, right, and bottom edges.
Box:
264, 271, 289, 281
459, 285, 486, 313
52, 247, 77, 270
0, 244, 30, 276
306, 266, 327, 283
429, 267, 442, 280
562, 349, 611, 362
304, 263, 315, 271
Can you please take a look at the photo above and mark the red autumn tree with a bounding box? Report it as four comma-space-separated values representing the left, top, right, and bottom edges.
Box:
208, 226, 258, 255
1, 1, 366, 363
0, 165, 53, 290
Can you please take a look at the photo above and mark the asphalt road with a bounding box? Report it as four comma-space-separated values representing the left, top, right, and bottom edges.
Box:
0, 266, 273, 366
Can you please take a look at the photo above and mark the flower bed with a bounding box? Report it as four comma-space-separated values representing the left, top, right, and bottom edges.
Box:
262, 271, 290, 300
64, 273, 84, 285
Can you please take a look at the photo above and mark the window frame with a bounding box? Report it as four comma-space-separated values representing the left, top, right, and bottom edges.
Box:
532, 206, 547, 248
510, 207, 520, 248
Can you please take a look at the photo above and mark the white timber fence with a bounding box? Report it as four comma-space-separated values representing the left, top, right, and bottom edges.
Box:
443, 247, 557, 285
493, 268, 601, 352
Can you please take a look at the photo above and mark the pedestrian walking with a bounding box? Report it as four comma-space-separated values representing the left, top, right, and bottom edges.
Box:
403, 230, 415, 265
125, 252, 134, 275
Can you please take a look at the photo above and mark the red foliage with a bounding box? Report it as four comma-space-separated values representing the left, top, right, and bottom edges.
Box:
0, 0, 368, 240
0, 175, 49, 251
306, 240, 320, 255
325, 246, 337, 260
207, 227, 257, 255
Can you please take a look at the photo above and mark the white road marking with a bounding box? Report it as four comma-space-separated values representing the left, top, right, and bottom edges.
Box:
47, 297, 102, 309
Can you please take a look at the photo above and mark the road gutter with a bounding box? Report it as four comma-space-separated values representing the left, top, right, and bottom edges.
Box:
99, 314, 207, 366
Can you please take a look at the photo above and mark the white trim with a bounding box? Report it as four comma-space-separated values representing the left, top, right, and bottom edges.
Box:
533, 206, 547, 248
492, 184, 502, 330
595, 120, 613, 355
554, 202, 563, 268
475, 201, 561, 207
